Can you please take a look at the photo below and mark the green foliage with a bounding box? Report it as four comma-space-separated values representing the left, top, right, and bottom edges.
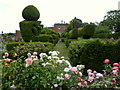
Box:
19, 21, 42, 42
66, 17, 82, 32
95, 25, 112, 34
2, 59, 58, 89
14, 42, 54, 57
93, 32, 120, 39
6, 42, 54, 57
100, 10, 120, 32
71, 28, 79, 39
34, 34, 53, 43
6, 42, 25, 51
38, 29, 60, 44
78, 27, 83, 37
82, 24, 96, 39
22, 5, 40, 21
69, 39, 120, 72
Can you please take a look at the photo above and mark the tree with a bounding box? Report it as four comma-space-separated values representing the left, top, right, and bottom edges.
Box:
66, 17, 83, 32
100, 10, 120, 32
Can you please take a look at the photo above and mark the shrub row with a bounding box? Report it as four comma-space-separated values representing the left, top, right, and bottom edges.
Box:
6, 42, 54, 58
92, 32, 120, 39
69, 39, 120, 72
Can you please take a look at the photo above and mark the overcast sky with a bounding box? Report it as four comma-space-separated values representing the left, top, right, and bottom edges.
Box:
0, 0, 119, 33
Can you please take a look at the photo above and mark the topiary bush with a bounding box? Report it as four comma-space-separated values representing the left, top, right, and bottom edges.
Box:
38, 29, 60, 45
22, 5, 40, 21
34, 34, 53, 43
20, 21, 42, 42
20, 5, 43, 42
69, 39, 120, 72
82, 24, 96, 39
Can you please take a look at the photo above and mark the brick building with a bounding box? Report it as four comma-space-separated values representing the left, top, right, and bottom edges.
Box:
48, 22, 68, 36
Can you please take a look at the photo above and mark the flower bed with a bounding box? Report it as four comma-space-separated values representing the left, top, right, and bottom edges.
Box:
1, 51, 120, 89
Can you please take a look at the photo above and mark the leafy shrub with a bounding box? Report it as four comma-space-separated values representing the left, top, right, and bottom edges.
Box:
2, 51, 120, 89
2, 51, 72, 89
69, 39, 120, 72
14, 42, 54, 57
6, 42, 25, 51
6, 42, 54, 58
92, 32, 120, 39
22, 5, 40, 21
82, 24, 96, 39
34, 34, 53, 43
92, 33, 112, 39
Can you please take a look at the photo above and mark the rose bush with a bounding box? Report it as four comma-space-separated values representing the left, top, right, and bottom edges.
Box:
2, 52, 120, 89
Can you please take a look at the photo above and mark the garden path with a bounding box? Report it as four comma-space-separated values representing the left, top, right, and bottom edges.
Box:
54, 40, 69, 60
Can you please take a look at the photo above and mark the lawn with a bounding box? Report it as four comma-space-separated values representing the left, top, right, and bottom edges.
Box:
54, 40, 69, 60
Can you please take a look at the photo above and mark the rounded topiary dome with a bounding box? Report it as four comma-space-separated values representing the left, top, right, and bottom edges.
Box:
22, 5, 40, 21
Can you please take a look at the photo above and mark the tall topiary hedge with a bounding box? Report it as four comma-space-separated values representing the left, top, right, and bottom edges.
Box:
69, 39, 120, 72
20, 5, 43, 42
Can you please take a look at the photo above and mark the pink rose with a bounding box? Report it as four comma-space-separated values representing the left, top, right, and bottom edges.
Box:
104, 59, 110, 63
5, 52, 9, 57
4, 63, 9, 65
112, 67, 119, 71
27, 53, 31, 57
104, 72, 107, 75
77, 77, 80, 80
88, 72, 94, 77
93, 71, 97, 74
84, 81, 88, 85
54, 84, 58, 87
78, 82, 82, 87
25, 58, 33, 65
112, 70, 118, 75
111, 78, 116, 82
88, 77, 94, 83
22, 70, 25, 72
71, 67, 77, 73
33, 52, 38, 56
64, 74, 71, 79
87, 69, 92, 73
96, 73, 103, 78
5, 58, 11, 62
113, 63, 119, 67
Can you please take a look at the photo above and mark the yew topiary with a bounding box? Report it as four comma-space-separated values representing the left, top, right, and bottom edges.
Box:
22, 5, 40, 21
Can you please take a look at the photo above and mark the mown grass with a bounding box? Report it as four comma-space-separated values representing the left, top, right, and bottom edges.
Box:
54, 40, 69, 60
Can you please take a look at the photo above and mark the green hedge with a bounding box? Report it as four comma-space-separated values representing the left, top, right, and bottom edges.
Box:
34, 34, 53, 43
69, 39, 120, 72
6, 42, 26, 51
6, 42, 54, 58
92, 32, 120, 39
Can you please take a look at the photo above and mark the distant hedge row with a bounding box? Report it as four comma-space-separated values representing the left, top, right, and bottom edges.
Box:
92, 32, 120, 39
69, 39, 120, 72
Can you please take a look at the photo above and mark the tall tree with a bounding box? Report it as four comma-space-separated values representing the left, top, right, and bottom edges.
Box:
100, 10, 120, 32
